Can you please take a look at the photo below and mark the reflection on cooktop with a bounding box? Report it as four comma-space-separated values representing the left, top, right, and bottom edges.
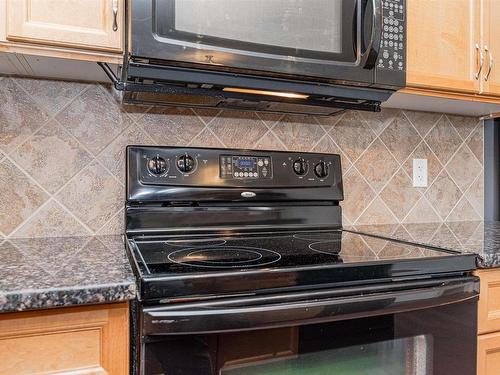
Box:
168, 246, 281, 268
133, 230, 454, 275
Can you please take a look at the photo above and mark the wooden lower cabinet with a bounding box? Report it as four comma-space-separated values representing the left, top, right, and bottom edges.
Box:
476, 269, 500, 375
0, 302, 129, 375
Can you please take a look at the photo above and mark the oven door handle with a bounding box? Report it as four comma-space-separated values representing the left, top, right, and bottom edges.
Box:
360, 0, 383, 68
142, 278, 478, 335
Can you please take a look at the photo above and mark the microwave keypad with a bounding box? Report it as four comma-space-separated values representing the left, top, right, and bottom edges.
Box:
378, 0, 405, 71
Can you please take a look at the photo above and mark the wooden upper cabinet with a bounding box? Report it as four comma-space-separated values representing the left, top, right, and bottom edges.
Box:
407, 0, 481, 93
482, 0, 500, 96
6, 0, 123, 52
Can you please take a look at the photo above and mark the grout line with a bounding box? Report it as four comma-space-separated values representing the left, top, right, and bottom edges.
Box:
193, 108, 223, 127
205, 126, 227, 147
401, 111, 443, 139
348, 165, 379, 224
3, 154, 94, 238
187, 125, 211, 147
308, 130, 328, 152
251, 129, 271, 149
267, 128, 289, 151
94, 207, 124, 235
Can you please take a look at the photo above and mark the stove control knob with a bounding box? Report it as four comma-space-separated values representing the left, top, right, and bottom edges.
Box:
314, 161, 329, 178
147, 156, 167, 175
293, 158, 308, 176
177, 154, 196, 173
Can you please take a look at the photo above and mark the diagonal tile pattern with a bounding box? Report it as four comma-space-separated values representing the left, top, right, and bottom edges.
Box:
0, 77, 485, 238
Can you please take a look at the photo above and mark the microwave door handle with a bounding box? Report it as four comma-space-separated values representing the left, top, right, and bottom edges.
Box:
142, 278, 478, 335
360, 0, 383, 68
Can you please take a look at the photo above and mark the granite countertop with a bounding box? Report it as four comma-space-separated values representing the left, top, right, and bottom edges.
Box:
0, 235, 136, 313
345, 221, 500, 268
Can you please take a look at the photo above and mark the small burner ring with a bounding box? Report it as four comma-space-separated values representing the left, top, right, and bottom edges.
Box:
167, 246, 281, 269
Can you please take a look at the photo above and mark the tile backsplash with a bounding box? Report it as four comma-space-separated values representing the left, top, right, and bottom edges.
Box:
0, 76, 484, 238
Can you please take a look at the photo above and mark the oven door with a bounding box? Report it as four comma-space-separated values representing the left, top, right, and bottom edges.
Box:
131, 0, 382, 83
137, 276, 478, 375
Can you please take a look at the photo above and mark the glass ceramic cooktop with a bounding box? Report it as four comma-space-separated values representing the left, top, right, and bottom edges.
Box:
131, 230, 457, 276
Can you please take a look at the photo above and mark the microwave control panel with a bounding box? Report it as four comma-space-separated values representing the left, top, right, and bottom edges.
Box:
378, 0, 406, 72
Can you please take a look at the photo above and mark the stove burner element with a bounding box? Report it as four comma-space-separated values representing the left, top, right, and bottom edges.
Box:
167, 246, 281, 269
293, 232, 342, 242
165, 239, 227, 247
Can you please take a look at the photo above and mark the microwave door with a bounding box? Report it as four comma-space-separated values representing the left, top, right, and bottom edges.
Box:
132, 0, 375, 84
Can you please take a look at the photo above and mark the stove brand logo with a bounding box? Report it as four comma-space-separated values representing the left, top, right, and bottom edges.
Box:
241, 191, 257, 198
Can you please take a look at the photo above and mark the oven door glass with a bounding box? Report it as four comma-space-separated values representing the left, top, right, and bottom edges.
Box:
141, 300, 476, 375
152, 0, 358, 63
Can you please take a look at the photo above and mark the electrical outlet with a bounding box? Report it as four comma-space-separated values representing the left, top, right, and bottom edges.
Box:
413, 159, 428, 187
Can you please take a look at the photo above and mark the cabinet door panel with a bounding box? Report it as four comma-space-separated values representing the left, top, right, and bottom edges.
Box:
407, 0, 480, 93
478, 331, 500, 375
482, 0, 500, 96
476, 269, 500, 335
0, 303, 128, 375
6, 0, 122, 52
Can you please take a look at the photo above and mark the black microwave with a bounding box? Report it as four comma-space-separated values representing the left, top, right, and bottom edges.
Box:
102, 0, 407, 115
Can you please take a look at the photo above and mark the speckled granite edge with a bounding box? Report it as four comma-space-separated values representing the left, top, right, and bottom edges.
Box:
0, 235, 138, 314
0, 281, 137, 313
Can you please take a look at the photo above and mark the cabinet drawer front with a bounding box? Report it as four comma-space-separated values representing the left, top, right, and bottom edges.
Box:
0, 303, 128, 375
477, 269, 500, 334
6, 0, 123, 52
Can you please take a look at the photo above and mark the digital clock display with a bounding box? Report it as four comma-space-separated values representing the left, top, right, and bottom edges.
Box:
237, 159, 254, 168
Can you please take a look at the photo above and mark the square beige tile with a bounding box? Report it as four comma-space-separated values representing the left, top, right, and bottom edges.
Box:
0, 78, 50, 153
0, 159, 49, 235
340, 168, 376, 223
56, 84, 132, 154
446, 115, 478, 141
13, 77, 88, 116
424, 170, 462, 220
98, 124, 154, 180
424, 116, 462, 164
253, 131, 287, 151
354, 138, 399, 193
324, 111, 376, 162
11, 199, 91, 238
403, 111, 442, 138
209, 110, 268, 148
271, 115, 325, 151
358, 108, 400, 136
12, 120, 93, 193
55, 161, 124, 232
378, 113, 421, 163
139, 106, 206, 146
403, 196, 441, 223
379, 168, 422, 221
445, 143, 482, 192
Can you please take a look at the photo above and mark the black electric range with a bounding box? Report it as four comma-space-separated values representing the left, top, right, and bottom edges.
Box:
125, 146, 479, 375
